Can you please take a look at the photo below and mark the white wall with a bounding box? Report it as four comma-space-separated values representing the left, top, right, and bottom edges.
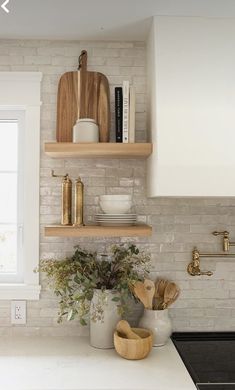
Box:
147, 16, 235, 196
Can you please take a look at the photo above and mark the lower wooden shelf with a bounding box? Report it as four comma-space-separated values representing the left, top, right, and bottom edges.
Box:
45, 224, 152, 238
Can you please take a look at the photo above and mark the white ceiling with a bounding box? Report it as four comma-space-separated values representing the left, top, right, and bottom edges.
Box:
1, 0, 235, 41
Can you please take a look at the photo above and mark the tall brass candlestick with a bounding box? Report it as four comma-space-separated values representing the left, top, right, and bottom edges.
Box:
74, 177, 84, 226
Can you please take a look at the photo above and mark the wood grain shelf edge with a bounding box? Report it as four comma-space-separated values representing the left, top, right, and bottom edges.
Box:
45, 225, 152, 238
44, 142, 153, 158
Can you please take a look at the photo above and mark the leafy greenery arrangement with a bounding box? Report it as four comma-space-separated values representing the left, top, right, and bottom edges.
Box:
38, 244, 150, 325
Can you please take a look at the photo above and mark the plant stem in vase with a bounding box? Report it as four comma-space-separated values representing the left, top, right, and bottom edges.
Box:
37, 244, 151, 349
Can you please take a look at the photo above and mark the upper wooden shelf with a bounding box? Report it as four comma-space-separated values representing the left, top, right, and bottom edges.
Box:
44, 142, 152, 159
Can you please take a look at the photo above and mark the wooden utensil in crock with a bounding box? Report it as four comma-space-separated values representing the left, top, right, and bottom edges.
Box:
133, 281, 149, 309
143, 279, 155, 309
154, 279, 169, 309
161, 282, 180, 309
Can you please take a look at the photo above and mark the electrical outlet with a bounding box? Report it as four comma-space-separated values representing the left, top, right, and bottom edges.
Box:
11, 301, 26, 325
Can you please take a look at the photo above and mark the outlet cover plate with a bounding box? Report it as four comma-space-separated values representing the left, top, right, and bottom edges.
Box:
11, 300, 26, 325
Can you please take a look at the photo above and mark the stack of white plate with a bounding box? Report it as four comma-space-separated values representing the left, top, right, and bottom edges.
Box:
95, 214, 137, 227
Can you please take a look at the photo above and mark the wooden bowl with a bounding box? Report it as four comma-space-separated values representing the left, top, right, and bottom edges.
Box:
114, 327, 153, 360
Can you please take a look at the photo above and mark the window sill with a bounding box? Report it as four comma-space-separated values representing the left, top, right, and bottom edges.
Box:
0, 284, 41, 300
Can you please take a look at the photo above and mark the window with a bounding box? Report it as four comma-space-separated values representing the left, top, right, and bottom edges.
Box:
0, 72, 42, 300
0, 112, 24, 283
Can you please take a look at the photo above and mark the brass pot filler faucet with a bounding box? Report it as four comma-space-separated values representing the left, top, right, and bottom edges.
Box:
187, 231, 235, 276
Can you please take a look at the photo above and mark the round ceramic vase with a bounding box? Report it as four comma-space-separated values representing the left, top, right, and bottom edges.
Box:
73, 118, 99, 143
89, 289, 121, 349
139, 309, 172, 347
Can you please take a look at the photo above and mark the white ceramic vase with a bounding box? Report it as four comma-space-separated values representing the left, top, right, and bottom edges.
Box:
89, 289, 121, 349
139, 309, 172, 347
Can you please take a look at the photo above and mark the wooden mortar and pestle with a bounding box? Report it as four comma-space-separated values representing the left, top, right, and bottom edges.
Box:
114, 320, 153, 360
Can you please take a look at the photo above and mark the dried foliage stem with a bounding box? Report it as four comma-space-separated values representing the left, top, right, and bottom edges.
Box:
37, 244, 151, 325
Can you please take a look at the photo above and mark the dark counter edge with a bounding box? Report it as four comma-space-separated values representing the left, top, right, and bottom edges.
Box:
172, 332, 235, 341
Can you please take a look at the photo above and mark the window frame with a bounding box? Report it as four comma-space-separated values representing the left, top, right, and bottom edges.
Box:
0, 72, 42, 300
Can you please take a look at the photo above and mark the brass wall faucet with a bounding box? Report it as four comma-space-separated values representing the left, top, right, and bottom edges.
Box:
187, 231, 235, 276
187, 249, 213, 277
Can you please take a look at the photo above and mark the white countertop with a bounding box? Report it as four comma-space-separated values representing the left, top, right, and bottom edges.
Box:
0, 337, 196, 390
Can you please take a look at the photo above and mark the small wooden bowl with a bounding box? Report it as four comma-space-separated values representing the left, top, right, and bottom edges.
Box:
114, 327, 153, 360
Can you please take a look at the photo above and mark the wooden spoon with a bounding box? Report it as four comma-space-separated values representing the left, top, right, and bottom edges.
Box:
162, 282, 180, 309
154, 279, 169, 299
143, 279, 155, 309
154, 279, 169, 309
164, 291, 180, 309
133, 281, 149, 309
116, 320, 141, 340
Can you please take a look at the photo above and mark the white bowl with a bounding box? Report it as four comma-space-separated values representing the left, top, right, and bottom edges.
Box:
100, 200, 132, 214
100, 195, 132, 201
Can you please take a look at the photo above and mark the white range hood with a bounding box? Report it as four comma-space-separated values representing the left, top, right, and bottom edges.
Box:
147, 16, 235, 197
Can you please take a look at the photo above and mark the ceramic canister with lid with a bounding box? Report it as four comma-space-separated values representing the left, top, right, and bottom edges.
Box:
73, 118, 99, 143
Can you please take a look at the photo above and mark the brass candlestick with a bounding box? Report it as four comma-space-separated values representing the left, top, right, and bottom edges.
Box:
51, 170, 72, 226
74, 176, 84, 226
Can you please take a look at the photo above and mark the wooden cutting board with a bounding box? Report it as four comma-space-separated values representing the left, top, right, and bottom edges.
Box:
56, 50, 110, 142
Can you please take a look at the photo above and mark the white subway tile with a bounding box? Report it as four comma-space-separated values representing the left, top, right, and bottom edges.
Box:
0, 38, 234, 334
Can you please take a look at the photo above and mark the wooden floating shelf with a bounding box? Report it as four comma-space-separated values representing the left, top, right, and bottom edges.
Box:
45, 225, 152, 238
44, 142, 152, 159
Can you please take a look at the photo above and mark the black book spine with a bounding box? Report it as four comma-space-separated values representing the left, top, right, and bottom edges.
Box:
115, 87, 123, 143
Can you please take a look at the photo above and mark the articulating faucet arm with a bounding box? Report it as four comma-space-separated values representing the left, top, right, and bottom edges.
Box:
187, 249, 213, 277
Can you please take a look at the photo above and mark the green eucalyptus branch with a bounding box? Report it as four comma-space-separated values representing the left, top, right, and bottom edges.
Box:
37, 244, 151, 325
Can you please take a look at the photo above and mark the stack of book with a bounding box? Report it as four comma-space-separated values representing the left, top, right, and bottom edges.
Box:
115, 81, 135, 143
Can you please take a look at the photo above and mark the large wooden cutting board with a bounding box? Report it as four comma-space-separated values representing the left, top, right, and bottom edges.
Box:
56, 51, 110, 142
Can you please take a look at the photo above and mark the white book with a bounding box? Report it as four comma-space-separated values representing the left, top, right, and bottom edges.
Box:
122, 80, 129, 143
129, 86, 135, 143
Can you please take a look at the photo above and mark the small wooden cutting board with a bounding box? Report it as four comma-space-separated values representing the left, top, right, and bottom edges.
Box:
56, 50, 110, 142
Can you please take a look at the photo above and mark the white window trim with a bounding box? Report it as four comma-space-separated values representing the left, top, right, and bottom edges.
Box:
0, 111, 24, 284
0, 72, 42, 300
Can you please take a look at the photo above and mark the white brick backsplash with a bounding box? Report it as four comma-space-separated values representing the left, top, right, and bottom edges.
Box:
0, 55, 23, 64
92, 48, 120, 57
120, 48, 145, 57
24, 55, 52, 65
37, 46, 80, 56
190, 318, 215, 328
121, 66, 146, 76
107, 42, 134, 49
51, 56, 78, 66
0, 38, 234, 335
108, 75, 133, 85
